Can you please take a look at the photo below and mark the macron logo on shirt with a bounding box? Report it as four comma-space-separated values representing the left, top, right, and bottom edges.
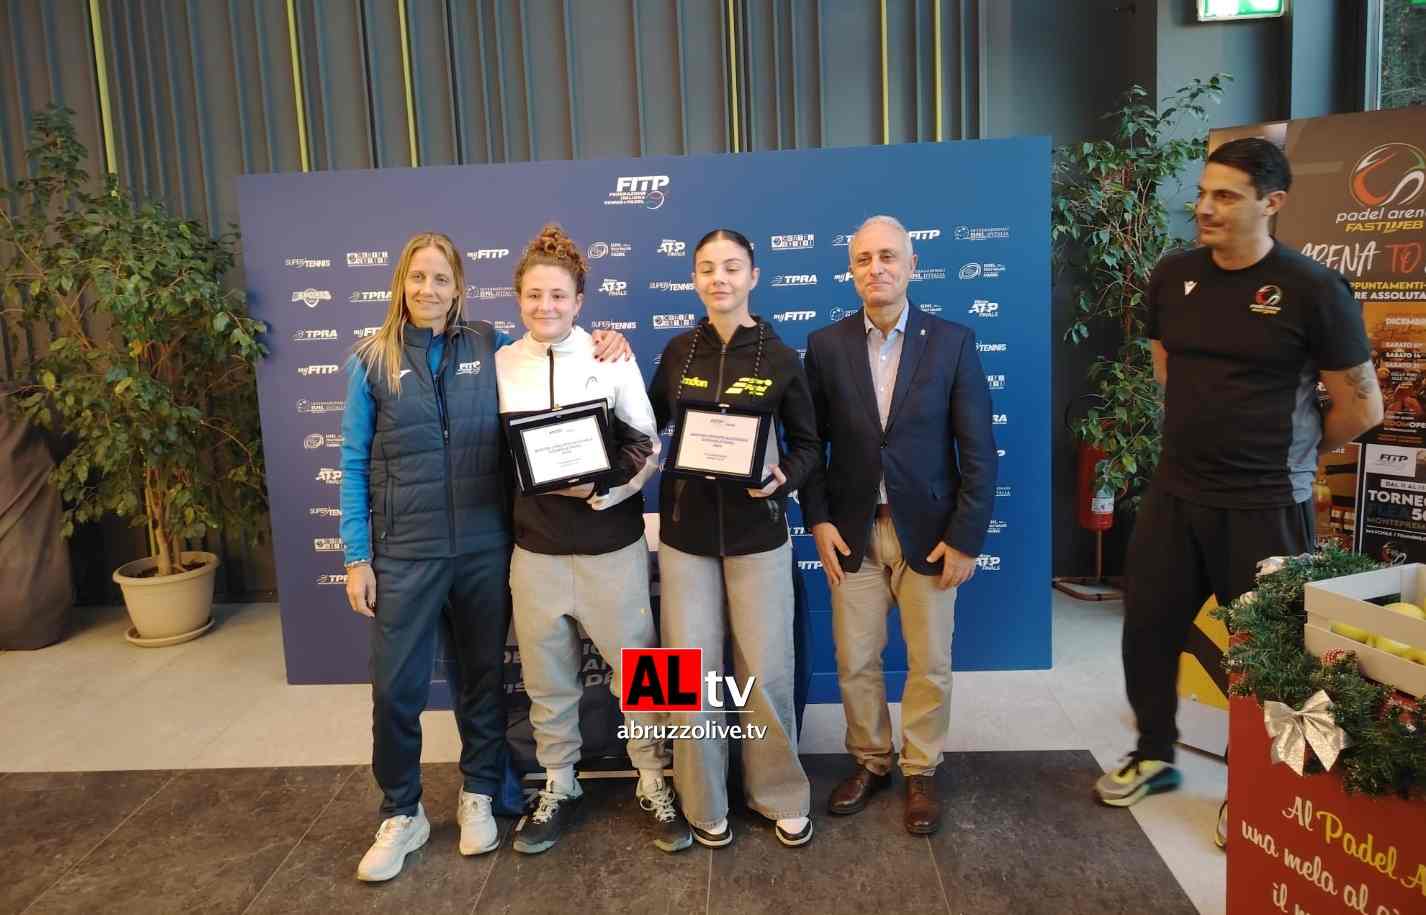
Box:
1184, 281, 1197, 296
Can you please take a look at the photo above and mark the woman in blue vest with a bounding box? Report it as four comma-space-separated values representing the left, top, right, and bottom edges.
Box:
339, 231, 628, 882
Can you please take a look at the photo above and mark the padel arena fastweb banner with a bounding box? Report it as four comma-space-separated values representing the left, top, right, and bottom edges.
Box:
237, 139, 1051, 702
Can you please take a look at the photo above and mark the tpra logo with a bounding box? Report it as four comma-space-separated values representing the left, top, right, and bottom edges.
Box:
771, 274, 817, 287
1350, 143, 1426, 209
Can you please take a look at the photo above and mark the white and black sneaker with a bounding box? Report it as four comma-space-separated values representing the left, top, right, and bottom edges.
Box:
775, 817, 813, 847
513, 779, 583, 854
636, 780, 693, 853
356, 804, 431, 882
691, 818, 733, 848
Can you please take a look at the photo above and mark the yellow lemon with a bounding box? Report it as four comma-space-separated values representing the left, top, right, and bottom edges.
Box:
1330, 621, 1372, 643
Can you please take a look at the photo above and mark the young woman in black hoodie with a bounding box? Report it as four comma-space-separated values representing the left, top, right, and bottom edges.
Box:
647, 229, 820, 848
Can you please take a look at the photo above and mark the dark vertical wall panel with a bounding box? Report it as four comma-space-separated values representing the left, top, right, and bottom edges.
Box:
1, 0, 1358, 594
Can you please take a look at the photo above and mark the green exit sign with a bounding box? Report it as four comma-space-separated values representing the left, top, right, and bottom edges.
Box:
1197, 0, 1287, 20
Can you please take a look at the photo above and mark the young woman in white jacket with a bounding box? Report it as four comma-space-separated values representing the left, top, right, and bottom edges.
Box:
495, 224, 691, 855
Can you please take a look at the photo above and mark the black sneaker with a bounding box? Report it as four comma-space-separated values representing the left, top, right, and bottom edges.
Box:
636, 780, 693, 853
691, 819, 733, 848
513, 780, 583, 854
775, 817, 813, 847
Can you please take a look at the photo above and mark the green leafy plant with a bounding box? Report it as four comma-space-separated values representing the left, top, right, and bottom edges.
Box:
1053, 74, 1230, 501
1, 106, 268, 577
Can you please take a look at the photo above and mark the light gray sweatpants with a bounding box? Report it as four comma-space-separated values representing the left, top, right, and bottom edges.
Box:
510, 536, 669, 772
658, 539, 810, 829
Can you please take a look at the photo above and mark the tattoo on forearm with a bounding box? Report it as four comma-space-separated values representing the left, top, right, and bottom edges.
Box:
1346, 362, 1375, 401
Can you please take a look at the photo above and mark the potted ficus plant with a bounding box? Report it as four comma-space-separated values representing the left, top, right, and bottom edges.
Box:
1052, 75, 1231, 576
1, 106, 269, 646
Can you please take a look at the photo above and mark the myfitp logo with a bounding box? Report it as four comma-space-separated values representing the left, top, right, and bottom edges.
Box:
354, 326, 381, 338
907, 228, 941, 241
292, 328, 338, 342
607, 175, 669, 209
771, 274, 817, 287
292, 288, 332, 308
1350, 143, 1426, 209
599, 279, 628, 296
621, 648, 753, 713
298, 364, 340, 377
466, 248, 510, 261
774, 310, 817, 322
834, 271, 852, 283
797, 560, 823, 571
657, 239, 686, 256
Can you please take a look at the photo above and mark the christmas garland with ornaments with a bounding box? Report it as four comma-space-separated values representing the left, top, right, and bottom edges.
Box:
1216, 547, 1426, 798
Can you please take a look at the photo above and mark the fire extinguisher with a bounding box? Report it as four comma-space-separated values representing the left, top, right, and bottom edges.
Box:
1076, 441, 1115, 531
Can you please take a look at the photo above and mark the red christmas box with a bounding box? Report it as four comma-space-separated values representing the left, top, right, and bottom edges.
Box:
1226, 695, 1426, 915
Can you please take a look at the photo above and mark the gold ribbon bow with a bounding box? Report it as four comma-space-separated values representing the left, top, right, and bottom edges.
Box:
1264, 690, 1350, 776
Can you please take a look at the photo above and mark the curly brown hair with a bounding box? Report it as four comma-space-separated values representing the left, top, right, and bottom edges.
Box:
513, 223, 588, 295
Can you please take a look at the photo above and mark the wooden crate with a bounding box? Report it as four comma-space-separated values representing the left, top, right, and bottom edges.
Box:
1304, 564, 1426, 698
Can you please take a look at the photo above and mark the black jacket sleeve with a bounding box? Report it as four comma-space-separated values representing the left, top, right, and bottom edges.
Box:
648, 339, 675, 433
798, 336, 833, 526
772, 347, 823, 496
944, 330, 999, 556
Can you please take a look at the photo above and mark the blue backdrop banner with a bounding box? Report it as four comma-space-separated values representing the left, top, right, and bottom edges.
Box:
238, 138, 1052, 704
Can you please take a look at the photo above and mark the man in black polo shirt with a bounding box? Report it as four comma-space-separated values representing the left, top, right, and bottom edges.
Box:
1094, 139, 1383, 816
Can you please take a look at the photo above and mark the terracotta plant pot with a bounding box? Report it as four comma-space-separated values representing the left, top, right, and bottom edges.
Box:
112, 551, 219, 645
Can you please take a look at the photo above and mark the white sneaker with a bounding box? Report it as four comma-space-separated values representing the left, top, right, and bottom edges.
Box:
458, 789, 499, 855
356, 804, 431, 882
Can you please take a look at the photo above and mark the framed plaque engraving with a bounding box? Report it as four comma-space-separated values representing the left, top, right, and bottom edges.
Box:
503, 399, 614, 495
668, 402, 774, 485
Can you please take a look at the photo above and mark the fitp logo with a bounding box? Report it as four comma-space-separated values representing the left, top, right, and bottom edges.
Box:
1350, 143, 1426, 209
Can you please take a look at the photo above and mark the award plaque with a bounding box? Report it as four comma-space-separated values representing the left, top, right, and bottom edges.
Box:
503, 399, 614, 495
668, 402, 774, 485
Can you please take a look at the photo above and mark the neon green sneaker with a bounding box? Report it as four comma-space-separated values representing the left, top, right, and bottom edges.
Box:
1094, 753, 1182, 807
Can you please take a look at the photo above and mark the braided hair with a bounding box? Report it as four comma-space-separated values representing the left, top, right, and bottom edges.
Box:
675, 320, 767, 401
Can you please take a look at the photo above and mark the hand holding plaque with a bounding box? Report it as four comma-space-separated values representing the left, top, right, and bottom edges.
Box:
503, 399, 614, 495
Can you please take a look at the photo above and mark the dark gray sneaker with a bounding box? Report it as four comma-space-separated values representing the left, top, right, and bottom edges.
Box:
636, 780, 693, 853
513, 780, 583, 854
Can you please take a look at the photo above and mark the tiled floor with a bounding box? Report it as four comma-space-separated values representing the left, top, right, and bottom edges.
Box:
2, 755, 1198, 915
0, 592, 1228, 914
